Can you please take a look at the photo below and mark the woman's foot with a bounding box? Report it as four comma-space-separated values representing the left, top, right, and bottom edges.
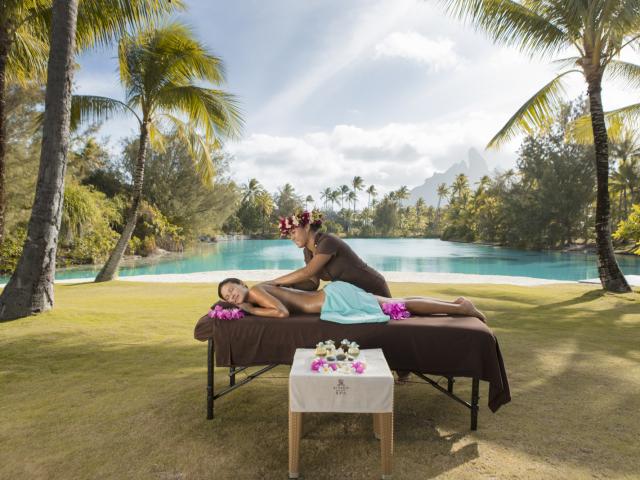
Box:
459, 299, 487, 323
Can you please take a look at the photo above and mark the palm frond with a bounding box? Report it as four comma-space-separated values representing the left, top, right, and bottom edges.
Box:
438, 0, 568, 57
568, 102, 640, 144
74, 0, 185, 51
162, 114, 218, 187
487, 70, 577, 149
605, 60, 640, 90
156, 85, 243, 142
70, 95, 139, 131
5, 27, 48, 85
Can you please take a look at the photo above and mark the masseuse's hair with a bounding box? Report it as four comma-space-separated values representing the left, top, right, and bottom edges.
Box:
217, 277, 244, 300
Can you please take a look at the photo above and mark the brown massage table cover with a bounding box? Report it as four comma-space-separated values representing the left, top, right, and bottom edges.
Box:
194, 313, 511, 412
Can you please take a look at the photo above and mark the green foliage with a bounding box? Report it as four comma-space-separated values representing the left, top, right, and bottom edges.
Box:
59, 183, 120, 265
0, 228, 27, 274
133, 202, 184, 255
614, 204, 640, 255
122, 134, 240, 239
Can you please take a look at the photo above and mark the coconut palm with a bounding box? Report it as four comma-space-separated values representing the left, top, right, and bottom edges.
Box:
305, 195, 314, 210
71, 22, 242, 282
439, 0, 638, 292
435, 182, 449, 230
366, 184, 377, 209
339, 184, 350, 211
329, 189, 340, 212
0, 0, 180, 320
320, 187, 332, 211
242, 178, 264, 203
0, 0, 181, 246
351, 176, 364, 211
395, 186, 410, 202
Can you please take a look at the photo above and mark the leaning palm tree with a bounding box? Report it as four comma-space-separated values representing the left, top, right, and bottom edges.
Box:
72, 22, 242, 282
0, 0, 180, 321
0, 0, 181, 246
438, 0, 637, 292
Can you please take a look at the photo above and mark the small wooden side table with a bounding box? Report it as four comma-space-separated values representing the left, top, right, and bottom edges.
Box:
288, 348, 394, 479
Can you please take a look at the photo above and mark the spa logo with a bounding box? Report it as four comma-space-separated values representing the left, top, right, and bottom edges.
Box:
333, 379, 349, 396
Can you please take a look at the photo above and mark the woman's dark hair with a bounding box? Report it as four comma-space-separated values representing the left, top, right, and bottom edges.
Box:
217, 277, 244, 300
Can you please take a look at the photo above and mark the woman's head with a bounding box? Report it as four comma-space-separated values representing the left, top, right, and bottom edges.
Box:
218, 278, 249, 305
279, 210, 323, 248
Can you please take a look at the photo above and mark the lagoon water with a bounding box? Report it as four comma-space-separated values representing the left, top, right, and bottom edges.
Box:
6, 238, 640, 282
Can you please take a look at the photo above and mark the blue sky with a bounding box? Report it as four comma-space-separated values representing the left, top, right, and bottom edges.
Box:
75, 0, 638, 204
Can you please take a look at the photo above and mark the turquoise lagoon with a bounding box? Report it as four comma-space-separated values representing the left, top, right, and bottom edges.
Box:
4, 238, 640, 282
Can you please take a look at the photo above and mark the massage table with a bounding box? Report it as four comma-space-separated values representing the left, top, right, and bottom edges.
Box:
194, 312, 511, 430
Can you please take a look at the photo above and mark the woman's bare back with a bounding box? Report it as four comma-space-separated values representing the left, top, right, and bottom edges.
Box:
249, 284, 325, 314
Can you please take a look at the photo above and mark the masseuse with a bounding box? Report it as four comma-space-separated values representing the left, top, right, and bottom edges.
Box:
266, 210, 391, 297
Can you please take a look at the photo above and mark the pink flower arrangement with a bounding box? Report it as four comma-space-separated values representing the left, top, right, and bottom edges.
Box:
208, 304, 245, 320
311, 357, 327, 371
382, 302, 411, 320
352, 361, 366, 374
311, 358, 366, 374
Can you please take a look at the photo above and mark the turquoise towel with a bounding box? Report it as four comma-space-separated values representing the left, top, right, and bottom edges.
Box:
320, 281, 389, 324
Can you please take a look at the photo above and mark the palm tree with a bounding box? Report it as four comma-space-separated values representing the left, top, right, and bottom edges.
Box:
0, 0, 180, 245
305, 195, 314, 211
339, 184, 350, 211
439, 0, 636, 292
72, 23, 242, 282
351, 176, 364, 211
435, 182, 448, 229
366, 184, 377, 209
329, 189, 340, 212
0, 0, 78, 321
242, 178, 263, 203
0, 0, 179, 321
320, 187, 332, 211
395, 186, 409, 202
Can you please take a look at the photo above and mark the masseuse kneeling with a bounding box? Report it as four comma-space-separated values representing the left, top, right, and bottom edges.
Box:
265, 210, 391, 297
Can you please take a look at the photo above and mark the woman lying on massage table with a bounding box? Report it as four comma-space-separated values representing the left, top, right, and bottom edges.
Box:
218, 278, 486, 324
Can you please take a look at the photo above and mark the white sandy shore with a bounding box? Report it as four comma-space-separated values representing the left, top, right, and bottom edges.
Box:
3, 271, 639, 288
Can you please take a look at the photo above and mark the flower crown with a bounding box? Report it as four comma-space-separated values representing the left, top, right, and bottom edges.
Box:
278, 210, 323, 236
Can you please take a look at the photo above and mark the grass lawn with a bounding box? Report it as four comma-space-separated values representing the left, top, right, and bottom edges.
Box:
1, 281, 639, 479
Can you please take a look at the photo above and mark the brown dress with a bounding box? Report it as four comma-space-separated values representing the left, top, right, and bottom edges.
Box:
291, 232, 391, 297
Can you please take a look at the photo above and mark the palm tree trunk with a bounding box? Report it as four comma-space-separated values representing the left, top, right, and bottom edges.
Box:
0, 21, 9, 246
0, 0, 79, 321
95, 121, 149, 282
586, 76, 631, 293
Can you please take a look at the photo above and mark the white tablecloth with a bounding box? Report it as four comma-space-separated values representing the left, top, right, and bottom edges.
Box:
289, 348, 394, 413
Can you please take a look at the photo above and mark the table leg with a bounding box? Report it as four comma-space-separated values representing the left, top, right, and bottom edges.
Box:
373, 412, 381, 440
288, 409, 302, 479
380, 412, 393, 479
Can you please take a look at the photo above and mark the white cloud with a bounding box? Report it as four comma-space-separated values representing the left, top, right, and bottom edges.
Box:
374, 31, 461, 71
227, 114, 509, 204
251, 0, 416, 130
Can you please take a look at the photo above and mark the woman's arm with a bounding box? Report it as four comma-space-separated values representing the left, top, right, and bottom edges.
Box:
240, 285, 290, 318
266, 253, 332, 287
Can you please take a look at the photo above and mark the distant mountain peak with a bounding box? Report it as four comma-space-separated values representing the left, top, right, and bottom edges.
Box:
406, 148, 490, 207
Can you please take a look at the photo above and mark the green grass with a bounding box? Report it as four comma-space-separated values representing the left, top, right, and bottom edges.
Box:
1, 281, 639, 479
